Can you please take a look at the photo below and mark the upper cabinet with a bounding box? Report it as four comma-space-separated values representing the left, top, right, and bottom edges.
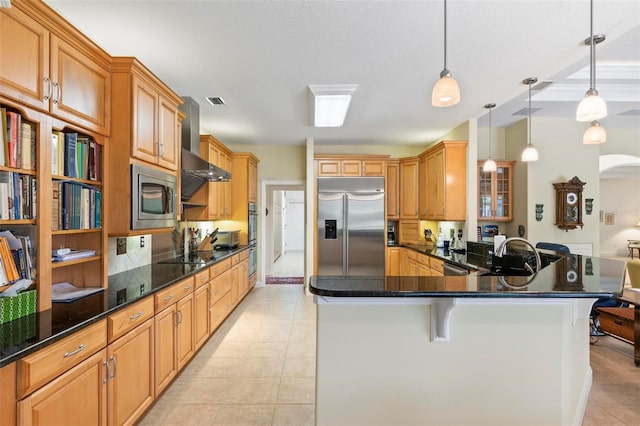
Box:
0, 1, 111, 136
478, 160, 515, 222
386, 159, 399, 220
111, 58, 181, 172
315, 155, 387, 177
418, 141, 467, 221
231, 153, 260, 246
399, 157, 419, 220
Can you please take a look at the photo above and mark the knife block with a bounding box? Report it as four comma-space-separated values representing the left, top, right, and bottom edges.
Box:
197, 236, 215, 252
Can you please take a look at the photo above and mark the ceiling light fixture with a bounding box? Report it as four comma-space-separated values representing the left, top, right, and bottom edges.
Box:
309, 84, 358, 127
431, 0, 460, 107
576, 0, 607, 122
482, 103, 497, 172
583, 120, 606, 144
522, 77, 539, 162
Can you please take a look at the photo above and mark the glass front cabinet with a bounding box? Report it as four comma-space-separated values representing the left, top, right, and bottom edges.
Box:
478, 160, 515, 222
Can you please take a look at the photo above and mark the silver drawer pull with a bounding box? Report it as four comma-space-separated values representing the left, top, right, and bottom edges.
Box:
163, 295, 173, 302
64, 343, 86, 358
184, 286, 192, 292
129, 311, 143, 320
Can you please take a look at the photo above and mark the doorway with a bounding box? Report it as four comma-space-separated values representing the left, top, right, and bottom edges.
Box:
262, 182, 305, 285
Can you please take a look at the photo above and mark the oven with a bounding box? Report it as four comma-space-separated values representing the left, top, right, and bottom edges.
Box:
249, 244, 257, 277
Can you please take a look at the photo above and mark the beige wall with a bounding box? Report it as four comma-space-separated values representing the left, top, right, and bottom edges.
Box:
225, 144, 307, 181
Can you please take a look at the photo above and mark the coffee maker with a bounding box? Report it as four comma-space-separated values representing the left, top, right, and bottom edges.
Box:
387, 224, 396, 246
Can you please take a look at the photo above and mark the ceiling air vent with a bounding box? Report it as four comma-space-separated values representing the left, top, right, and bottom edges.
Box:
205, 96, 226, 106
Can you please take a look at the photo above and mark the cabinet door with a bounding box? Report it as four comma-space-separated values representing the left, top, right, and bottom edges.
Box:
157, 94, 179, 171
386, 161, 399, 219
341, 160, 362, 176
478, 166, 493, 220
176, 293, 194, 371
429, 150, 445, 219
50, 35, 110, 135
210, 291, 231, 333
218, 151, 232, 217
386, 247, 401, 275
230, 265, 240, 307
194, 284, 210, 350
0, 7, 50, 111
317, 159, 342, 176
154, 305, 177, 396
399, 159, 419, 219
107, 319, 154, 426
418, 156, 428, 218
131, 75, 158, 164
248, 160, 258, 203
17, 350, 107, 426
362, 160, 385, 176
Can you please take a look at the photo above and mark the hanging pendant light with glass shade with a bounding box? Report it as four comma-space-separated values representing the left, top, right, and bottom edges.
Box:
432, 0, 460, 107
576, 0, 607, 121
583, 120, 607, 144
522, 77, 539, 162
482, 103, 497, 172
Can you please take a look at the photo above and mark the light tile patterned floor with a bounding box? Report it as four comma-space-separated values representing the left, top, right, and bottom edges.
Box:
139, 284, 316, 426
270, 250, 304, 277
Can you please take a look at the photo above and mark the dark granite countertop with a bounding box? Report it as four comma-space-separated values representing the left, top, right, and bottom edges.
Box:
310, 255, 626, 299
0, 246, 248, 367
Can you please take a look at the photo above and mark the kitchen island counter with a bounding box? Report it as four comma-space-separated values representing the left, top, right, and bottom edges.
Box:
310, 256, 627, 426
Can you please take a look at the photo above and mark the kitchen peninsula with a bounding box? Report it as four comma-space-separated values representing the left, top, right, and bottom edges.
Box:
310, 255, 626, 426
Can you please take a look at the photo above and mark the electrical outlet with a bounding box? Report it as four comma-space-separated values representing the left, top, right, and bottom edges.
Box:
116, 238, 126, 255
140, 236, 145, 248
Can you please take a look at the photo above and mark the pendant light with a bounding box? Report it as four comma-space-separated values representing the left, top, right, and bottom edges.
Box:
583, 120, 606, 144
576, 0, 607, 121
521, 77, 539, 162
431, 0, 460, 107
482, 103, 497, 172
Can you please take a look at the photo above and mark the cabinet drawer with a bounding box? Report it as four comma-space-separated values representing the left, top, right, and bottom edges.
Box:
107, 297, 154, 342
231, 250, 249, 266
430, 258, 444, 275
210, 291, 231, 332
209, 258, 231, 278
407, 250, 418, 261
598, 308, 634, 342
17, 320, 107, 398
210, 270, 231, 306
194, 269, 210, 289
155, 277, 195, 311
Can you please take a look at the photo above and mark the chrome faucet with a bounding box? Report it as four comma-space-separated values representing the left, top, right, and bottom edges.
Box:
495, 237, 542, 274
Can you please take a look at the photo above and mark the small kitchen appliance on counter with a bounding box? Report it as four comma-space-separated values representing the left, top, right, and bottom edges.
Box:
214, 230, 240, 249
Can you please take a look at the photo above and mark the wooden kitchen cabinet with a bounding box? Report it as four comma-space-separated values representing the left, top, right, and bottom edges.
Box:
315, 155, 388, 177
0, 1, 111, 135
107, 318, 154, 426
176, 293, 195, 371
399, 157, 419, 219
478, 160, 515, 222
386, 246, 401, 275
17, 350, 108, 426
418, 141, 467, 221
231, 153, 260, 245
194, 281, 211, 351
154, 304, 177, 396
386, 159, 399, 219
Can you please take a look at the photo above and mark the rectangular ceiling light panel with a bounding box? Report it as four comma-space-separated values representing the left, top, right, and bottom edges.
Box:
309, 84, 358, 127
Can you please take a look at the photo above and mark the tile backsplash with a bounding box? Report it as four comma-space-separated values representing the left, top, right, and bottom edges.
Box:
108, 235, 152, 275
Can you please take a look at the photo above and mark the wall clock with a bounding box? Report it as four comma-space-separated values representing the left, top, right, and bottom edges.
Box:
553, 176, 585, 231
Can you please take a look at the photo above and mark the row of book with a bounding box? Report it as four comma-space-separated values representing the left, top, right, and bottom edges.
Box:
52, 181, 101, 231
0, 171, 36, 221
0, 107, 36, 171
51, 132, 102, 181
0, 232, 35, 285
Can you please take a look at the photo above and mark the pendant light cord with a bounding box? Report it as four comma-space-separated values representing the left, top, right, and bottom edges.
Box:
589, 0, 595, 91
488, 106, 492, 156
528, 81, 532, 145
443, 0, 448, 70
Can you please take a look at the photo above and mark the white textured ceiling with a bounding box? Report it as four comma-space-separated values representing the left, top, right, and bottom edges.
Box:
44, 0, 640, 147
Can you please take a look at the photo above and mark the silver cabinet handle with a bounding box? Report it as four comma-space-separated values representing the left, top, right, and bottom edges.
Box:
163, 294, 173, 302
43, 77, 52, 100
109, 356, 117, 379
207, 287, 211, 301
103, 361, 110, 384
129, 311, 143, 320
183, 285, 192, 292
52, 81, 60, 104
64, 343, 86, 358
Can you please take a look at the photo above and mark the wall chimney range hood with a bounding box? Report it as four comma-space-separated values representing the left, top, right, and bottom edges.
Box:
179, 97, 231, 202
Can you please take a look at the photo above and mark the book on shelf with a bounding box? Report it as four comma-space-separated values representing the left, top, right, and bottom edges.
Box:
52, 249, 96, 262
0, 107, 6, 167
52, 282, 104, 303
0, 236, 19, 283
19, 121, 33, 171
51, 181, 60, 231
64, 132, 78, 178
51, 132, 60, 176
5, 110, 19, 168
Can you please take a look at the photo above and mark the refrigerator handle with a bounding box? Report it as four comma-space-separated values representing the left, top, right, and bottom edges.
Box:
343, 193, 348, 276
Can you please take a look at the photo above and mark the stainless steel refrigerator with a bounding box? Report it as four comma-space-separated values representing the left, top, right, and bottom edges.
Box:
317, 177, 385, 276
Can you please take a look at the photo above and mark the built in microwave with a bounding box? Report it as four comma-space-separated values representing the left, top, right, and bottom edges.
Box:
131, 164, 177, 230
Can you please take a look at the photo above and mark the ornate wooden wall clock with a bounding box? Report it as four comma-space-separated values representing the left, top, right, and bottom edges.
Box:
553, 176, 585, 231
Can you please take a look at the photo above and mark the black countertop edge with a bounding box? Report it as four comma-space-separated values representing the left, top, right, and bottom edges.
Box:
0, 246, 249, 368
310, 288, 615, 299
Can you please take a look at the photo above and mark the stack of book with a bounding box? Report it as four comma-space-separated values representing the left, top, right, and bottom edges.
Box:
0, 107, 37, 171
0, 171, 36, 220
51, 181, 101, 231
0, 231, 35, 285
51, 131, 102, 181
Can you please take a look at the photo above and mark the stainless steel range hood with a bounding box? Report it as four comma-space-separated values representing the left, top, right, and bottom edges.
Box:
179, 97, 231, 202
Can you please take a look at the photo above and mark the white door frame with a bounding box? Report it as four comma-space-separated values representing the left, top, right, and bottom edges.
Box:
259, 179, 305, 287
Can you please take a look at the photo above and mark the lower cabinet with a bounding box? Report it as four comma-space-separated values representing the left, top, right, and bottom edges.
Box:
154, 304, 178, 397
176, 293, 195, 371
17, 350, 108, 426
107, 318, 155, 426
193, 284, 210, 351
386, 247, 401, 275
